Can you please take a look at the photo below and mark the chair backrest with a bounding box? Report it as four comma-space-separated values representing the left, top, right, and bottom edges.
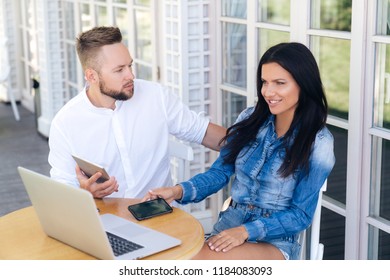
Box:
169, 139, 194, 161
168, 138, 194, 183
168, 139, 214, 233
299, 180, 327, 260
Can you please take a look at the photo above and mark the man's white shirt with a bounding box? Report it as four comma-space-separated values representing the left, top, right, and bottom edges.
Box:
48, 79, 209, 198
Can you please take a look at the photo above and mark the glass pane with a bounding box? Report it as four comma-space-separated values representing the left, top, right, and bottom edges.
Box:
222, 0, 247, 19
136, 64, 152, 80
66, 44, 77, 84
113, 0, 127, 3
257, 29, 290, 61
26, 32, 32, 61
376, 0, 390, 35
191, 88, 210, 103
114, 8, 129, 44
321, 208, 345, 260
27, 30, 38, 70
134, 0, 150, 5
326, 126, 347, 205
371, 137, 390, 220
29, 66, 36, 96
222, 22, 247, 89
374, 43, 390, 129
378, 229, 390, 259
20, 61, 27, 89
380, 139, 390, 220
311, 0, 352, 31
135, 10, 152, 63
27, 2, 37, 56
258, 0, 290, 25
80, 4, 92, 32
26, 0, 36, 29
64, 2, 75, 40
95, 5, 108, 26
311, 36, 350, 120
368, 226, 390, 259
221, 91, 247, 128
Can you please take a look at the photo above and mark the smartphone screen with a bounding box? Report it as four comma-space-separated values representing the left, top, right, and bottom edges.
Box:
127, 198, 173, 220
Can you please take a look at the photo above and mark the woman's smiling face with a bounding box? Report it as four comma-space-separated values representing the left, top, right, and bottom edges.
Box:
261, 62, 300, 121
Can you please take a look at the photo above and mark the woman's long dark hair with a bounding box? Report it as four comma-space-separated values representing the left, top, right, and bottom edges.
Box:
221, 42, 328, 177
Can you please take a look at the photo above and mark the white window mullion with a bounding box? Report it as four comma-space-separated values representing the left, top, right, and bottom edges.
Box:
290, 0, 310, 44
126, 0, 135, 69
347, 0, 370, 260
246, 0, 256, 107
150, 0, 159, 82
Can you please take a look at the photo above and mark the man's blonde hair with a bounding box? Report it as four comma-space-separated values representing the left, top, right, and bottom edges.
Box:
75, 26, 122, 71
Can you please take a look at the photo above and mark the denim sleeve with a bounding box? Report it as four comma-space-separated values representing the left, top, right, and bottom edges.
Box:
244, 128, 336, 241
179, 148, 235, 204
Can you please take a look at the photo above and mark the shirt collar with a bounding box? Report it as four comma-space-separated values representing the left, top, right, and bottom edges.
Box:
265, 114, 275, 128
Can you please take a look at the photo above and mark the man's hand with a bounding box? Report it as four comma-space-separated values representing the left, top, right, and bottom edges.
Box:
75, 165, 118, 198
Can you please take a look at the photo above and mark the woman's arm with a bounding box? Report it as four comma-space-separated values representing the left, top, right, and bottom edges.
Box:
144, 148, 235, 204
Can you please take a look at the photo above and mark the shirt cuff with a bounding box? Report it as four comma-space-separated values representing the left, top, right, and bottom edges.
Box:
177, 180, 196, 203
197, 118, 210, 144
243, 220, 266, 241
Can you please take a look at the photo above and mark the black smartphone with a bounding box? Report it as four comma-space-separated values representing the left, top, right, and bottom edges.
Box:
127, 198, 173, 221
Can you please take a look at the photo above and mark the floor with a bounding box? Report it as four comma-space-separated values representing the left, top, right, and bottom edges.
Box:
0, 101, 50, 216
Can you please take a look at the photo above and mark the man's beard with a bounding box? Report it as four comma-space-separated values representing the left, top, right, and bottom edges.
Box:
99, 79, 133, 101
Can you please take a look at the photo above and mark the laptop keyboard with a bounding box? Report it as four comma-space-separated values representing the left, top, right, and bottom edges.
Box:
106, 232, 144, 256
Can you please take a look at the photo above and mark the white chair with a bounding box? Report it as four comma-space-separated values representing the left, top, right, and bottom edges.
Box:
220, 180, 327, 260
168, 138, 194, 183
299, 180, 327, 260
0, 37, 20, 121
167, 138, 194, 190
168, 138, 214, 233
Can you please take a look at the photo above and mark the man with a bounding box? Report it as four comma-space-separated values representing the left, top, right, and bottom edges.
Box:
48, 26, 225, 198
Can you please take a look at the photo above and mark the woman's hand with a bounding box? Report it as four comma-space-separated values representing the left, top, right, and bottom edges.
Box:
207, 226, 249, 253
142, 185, 183, 204
75, 165, 118, 198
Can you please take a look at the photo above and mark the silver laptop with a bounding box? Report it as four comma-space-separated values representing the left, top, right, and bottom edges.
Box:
17, 166, 181, 260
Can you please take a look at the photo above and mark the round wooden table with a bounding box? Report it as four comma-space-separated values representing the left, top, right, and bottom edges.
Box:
0, 198, 204, 260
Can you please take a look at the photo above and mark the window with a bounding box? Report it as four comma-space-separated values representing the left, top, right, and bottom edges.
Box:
218, 0, 354, 259
222, 22, 247, 89
366, 0, 390, 260
134, 8, 153, 80
18, 0, 39, 109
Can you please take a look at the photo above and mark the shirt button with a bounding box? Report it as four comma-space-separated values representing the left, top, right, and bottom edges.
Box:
263, 213, 270, 218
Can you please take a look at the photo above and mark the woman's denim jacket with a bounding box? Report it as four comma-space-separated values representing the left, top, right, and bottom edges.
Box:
179, 107, 335, 242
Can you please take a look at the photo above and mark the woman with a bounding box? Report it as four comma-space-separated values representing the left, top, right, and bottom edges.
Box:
144, 42, 335, 260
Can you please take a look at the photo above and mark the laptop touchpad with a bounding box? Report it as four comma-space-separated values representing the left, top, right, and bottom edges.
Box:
112, 224, 146, 237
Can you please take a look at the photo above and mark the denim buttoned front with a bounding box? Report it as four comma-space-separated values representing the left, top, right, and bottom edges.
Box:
179, 107, 335, 259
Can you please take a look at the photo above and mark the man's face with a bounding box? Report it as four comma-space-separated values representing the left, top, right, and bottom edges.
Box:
96, 43, 135, 101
